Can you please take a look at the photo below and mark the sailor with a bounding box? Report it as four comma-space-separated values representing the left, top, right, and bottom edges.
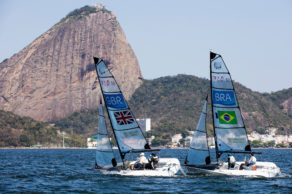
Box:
146, 153, 159, 169
240, 153, 256, 170
228, 154, 236, 169
247, 153, 257, 166
133, 153, 148, 169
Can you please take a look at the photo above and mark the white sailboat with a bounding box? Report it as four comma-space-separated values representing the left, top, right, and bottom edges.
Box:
185, 52, 281, 178
94, 57, 181, 176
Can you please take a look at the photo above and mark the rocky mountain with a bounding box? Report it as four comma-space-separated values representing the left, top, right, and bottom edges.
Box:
0, 5, 142, 122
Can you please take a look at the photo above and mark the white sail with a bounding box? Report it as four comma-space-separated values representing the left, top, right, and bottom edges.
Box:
96, 101, 116, 169
94, 58, 149, 159
210, 52, 250, 154
186, 98, 210, 166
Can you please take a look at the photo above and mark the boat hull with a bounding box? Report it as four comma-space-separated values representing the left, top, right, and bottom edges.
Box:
186, 161, 281, 178
100, 158, 181, 177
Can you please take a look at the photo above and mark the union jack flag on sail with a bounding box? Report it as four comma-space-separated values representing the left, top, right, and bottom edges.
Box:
114, 111, 135, 125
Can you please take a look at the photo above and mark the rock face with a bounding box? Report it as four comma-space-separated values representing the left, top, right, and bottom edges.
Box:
0, 5, 143, 121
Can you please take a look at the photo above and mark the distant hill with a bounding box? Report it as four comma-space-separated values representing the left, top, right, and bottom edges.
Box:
53, 74, 292, 145
266, 88, 292, 116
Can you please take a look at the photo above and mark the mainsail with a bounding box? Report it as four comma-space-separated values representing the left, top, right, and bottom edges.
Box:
210, 52, 251, 156
186, 97, 211, 166
94, 57, 150, 160
96, 99, 117, 169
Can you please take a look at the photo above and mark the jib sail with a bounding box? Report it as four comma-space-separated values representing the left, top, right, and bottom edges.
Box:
210, 52, 251, 155
94, 57, 150, 159
96, 100, 117, 169
186, 97, 211, 166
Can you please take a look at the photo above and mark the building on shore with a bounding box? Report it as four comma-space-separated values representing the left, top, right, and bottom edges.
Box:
136, 118, 151, 133
87, 136, 97, 149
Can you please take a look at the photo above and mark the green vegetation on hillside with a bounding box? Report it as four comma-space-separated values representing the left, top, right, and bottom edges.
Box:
58, 5, 111, 24
0, 110, 85, 147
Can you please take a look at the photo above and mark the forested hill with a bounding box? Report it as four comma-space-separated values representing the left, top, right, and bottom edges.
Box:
0, 110, 84, 147
53, 74, 292, 145
129, 75, 291, 139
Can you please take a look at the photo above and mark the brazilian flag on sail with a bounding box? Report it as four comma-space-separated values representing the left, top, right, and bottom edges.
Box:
217, 111, 238, 124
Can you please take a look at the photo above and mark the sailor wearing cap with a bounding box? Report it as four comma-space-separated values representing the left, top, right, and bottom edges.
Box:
139, 153, 148, 164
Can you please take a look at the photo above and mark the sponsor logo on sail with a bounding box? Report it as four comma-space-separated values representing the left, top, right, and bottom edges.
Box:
104, 94, 127, 109
217, 111, 238, 124
114, 111, 135, 125
101, 79, 116, 87
228, 138, 246, 143
212, 90, 236, 106
214, 62, 222, 69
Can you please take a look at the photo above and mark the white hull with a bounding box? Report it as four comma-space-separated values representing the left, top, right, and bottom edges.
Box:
186, 161, 281, 178
100, 158, 181, 177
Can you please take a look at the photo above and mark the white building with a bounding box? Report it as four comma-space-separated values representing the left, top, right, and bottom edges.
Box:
87, 136, 97, 149
172, 134, 182, 144
136, 118, 151, 132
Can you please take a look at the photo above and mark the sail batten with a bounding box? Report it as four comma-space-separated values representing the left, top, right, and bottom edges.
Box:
210, 52, 250, 157
95, 58, 149, 160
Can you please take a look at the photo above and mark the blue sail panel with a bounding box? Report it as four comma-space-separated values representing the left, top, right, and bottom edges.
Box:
104, 93, 128, 109
212, 89, 237, 107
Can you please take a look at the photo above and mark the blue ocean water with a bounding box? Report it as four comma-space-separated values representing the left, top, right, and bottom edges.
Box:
0, 149, 291, 193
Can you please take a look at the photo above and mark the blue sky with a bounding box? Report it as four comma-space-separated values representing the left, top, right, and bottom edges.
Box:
0, 0, 291, 93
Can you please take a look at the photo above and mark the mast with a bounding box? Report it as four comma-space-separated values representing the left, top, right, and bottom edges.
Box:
210, 52, 219, 163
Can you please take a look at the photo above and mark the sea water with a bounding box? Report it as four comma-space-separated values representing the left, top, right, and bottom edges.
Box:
0, 149, 291, 193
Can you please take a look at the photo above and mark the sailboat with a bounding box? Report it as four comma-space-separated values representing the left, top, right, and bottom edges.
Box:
94, 57, 181, 176
185, 52, 281, 177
